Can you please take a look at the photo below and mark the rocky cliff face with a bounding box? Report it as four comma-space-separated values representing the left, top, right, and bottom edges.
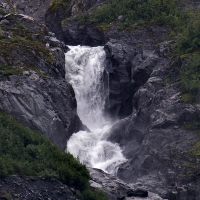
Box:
0, 2, 85, 150
0, 176, 77, 199
45, 0, 106, 46
97, 24, 199, 199
104, 26, 200, 199
1, 0, 200, 199
45, 1, 200, 199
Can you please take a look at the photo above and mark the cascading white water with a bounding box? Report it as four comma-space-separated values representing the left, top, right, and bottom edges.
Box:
65, 45, 126, 174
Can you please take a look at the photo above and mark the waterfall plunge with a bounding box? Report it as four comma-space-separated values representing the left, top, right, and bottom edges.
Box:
65, 46, 126, 174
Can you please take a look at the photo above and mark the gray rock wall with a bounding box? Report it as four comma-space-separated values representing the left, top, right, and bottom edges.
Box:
107, 58, 200, 199
0, 176, 77, 199
0, 0, 52, 22
45, 0, 106, 46
0, 7, 85, 150
0, 73, 83, 150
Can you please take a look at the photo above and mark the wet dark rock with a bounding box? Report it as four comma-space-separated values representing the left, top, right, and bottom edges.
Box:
104, 31, 161, 118
107, 64, 200, 198
45, 0, 106, 46
127, 188, 148, 197
61, 18, 105, 46
0, 176, 77, 200
0, 73, 84, 150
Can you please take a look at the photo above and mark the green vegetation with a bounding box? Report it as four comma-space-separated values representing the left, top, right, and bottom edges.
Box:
0, 112, 107, 200
0, 190, 12, 200
88, 0, 179, 28
0, 15, 55, 76
60, 0, 200, 101
48, 0, 71, 12
0, 8, 7, 15
174, 9, 200, 54
180, 55, 200, 102
190, 140, 200, 156
182, 116, 200, 131
172, 9, 200, 102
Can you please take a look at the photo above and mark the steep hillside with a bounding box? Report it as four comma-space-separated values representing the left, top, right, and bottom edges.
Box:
0, 2, 108, 199
0, 2, 87, 150
0, 0, 200, 199
45, 0, 200, 199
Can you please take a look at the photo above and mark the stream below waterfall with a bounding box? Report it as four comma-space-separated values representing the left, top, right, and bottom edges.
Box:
65, 45, 126, 174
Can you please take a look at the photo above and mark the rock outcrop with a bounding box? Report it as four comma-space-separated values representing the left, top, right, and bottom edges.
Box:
0, 176, 77, 199
103, 25, 171, 119
106, 53, 200, 199
0, 3, 85, 150
45, 0, 106, 46
0, 1, 200, 200
0, 73, 83, 151
0, 0, 52, 22
102, 25, 200, 199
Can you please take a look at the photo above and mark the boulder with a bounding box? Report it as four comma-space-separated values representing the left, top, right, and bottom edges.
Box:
61, 18, 105, 46
45, 0, 106, 46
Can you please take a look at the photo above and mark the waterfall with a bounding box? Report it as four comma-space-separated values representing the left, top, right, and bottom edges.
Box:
65, 45, 126, 174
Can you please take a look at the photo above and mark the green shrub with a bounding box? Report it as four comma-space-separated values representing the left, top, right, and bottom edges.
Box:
0, 112, 108, 200
48, 0, 71, 12
0, 28, 4, 39
190, 140, 200, 157
77, 189, 108, 200
88, 0, 179, 27
0, 8, 7, 15
175, 10, 200, 54
182, 115, 200, 130
180, 55, 200, 98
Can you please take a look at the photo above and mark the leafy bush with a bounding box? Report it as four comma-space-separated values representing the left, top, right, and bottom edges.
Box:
48, 0, 71, 12
0, 19, 56, 76
0, 8, 7, 15
182, 114, 200, 130
175, 10, 200, 54
190, 141, 200, 156
77, 189, 108, 200
0, 113, 108, 200
180, 55, 200, 101
88, 0, 179, 27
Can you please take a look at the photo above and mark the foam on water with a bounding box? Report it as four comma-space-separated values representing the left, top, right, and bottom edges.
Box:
65, 45, 126, 174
